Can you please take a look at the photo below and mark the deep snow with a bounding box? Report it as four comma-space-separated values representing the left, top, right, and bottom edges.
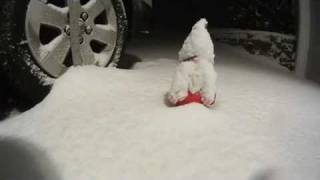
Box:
1, 42, 320, 180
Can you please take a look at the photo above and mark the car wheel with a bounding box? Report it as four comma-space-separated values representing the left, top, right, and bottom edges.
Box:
0, 0, 127, 110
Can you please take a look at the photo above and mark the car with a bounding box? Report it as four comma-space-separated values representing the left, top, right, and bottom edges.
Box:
0, 0, 151, 111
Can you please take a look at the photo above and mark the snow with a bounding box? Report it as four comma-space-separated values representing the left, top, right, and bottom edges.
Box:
1, 42, 320, 180
212, 28, 296, 40
212, 28, 296, 70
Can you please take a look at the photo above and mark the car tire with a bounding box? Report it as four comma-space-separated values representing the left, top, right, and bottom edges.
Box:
0, 0, 127, 111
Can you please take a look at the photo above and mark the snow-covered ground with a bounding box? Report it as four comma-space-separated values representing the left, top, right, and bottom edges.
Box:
1, 40, 320, 180
211, 28, 296, 70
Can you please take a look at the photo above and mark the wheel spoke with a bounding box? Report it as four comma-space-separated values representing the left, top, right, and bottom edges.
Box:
107, 6, 117, 27
93, 25, 117, 45
83, 0, 110, 18
40, 35, 70, 76
67, 0, 83, 65
80, 41, 95, 65
28, 0, 67, 33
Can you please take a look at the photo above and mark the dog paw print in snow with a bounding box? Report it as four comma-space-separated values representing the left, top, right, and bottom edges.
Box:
167, 18, 217, 108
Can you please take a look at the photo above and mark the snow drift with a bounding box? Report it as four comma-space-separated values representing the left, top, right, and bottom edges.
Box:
0, 43, 320, 180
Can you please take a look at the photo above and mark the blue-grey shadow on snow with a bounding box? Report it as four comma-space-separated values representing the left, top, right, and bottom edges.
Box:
0, 137, 61, 180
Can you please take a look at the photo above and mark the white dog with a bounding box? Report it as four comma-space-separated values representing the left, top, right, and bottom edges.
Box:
168, 18, 217, 107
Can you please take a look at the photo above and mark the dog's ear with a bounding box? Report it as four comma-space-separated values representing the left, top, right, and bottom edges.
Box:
200, 18, 208, 29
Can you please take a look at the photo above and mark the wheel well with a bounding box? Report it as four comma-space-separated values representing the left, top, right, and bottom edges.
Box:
122, 0, 152, 35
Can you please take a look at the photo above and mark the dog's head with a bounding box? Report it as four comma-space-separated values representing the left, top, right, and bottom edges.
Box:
192, 18, 208, 30
178, 18, 215, 63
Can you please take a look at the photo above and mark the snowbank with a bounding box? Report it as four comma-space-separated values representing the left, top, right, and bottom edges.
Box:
0, 43, 319, 180
212, 28, 296, 70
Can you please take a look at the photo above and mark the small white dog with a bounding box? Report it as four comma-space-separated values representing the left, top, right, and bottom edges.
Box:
168, 18, 217, 107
